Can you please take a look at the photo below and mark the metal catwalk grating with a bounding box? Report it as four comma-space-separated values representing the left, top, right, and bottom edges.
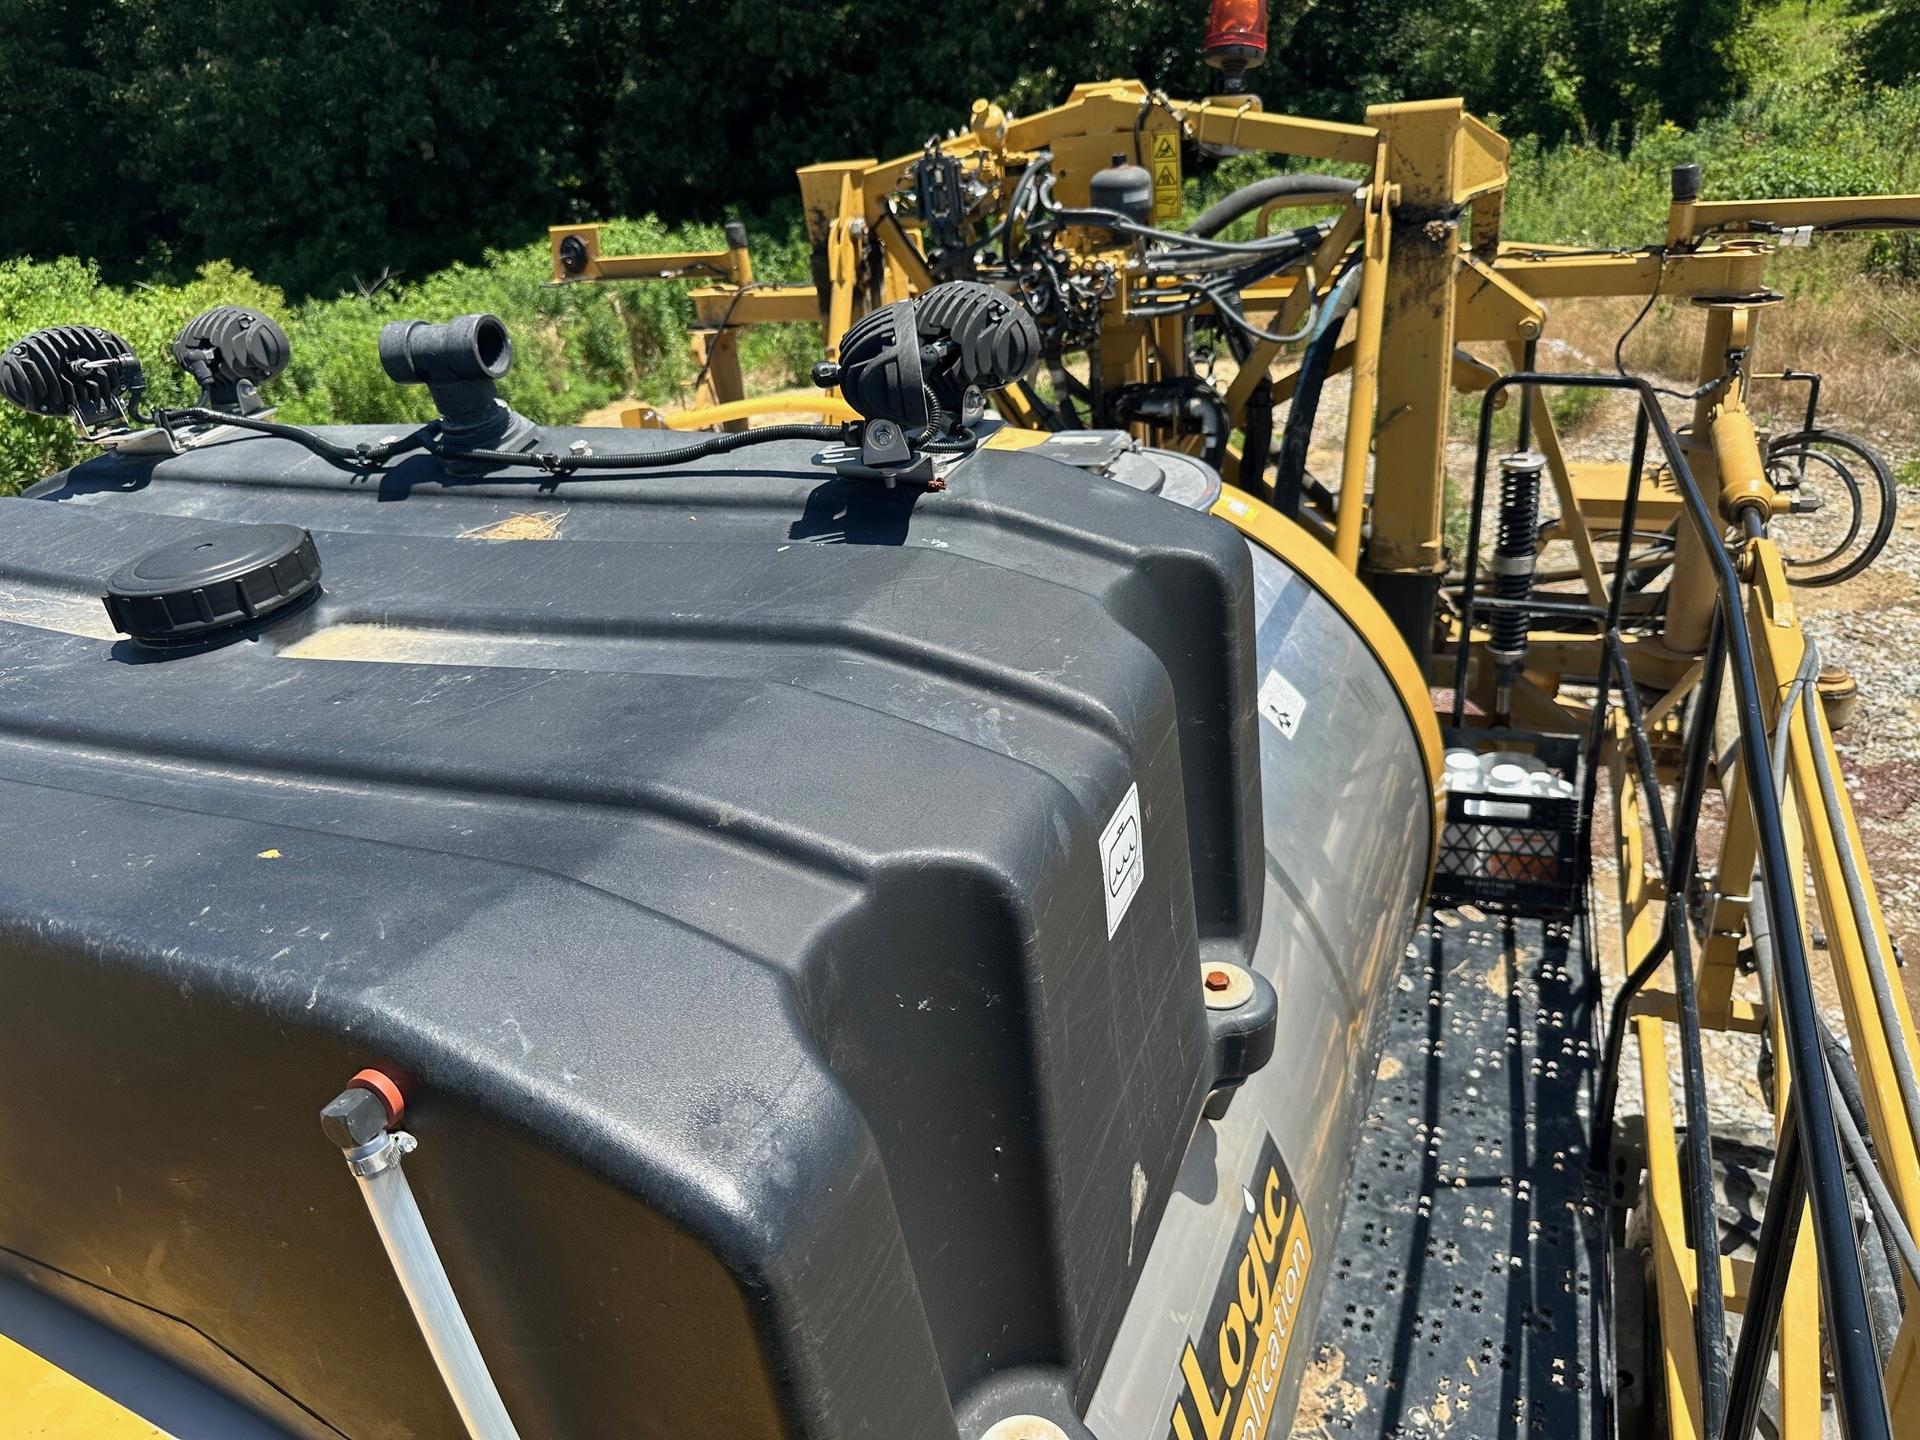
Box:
1291, 906, 1610, 1439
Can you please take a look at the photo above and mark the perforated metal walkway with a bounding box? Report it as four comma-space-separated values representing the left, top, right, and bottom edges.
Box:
1292, 906, 1611, 1439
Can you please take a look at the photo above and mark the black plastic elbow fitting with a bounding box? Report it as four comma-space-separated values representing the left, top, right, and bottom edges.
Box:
378, 313, 534, 454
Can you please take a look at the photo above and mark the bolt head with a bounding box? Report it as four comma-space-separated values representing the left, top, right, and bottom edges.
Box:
1201, 962, 1255, 1010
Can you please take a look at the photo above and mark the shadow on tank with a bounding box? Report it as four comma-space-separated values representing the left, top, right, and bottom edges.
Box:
787, 474, 922, 545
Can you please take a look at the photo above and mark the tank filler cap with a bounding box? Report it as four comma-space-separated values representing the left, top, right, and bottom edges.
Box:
103, 523, 321, 648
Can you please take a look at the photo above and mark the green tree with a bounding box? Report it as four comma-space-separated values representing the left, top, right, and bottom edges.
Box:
0, 0, 156, 273
111, 0, 573, 296
565, 0, 1216, 223
1568, 0, 1756, 144
1857, 0, 1920, 84
0, 0, 1764, 293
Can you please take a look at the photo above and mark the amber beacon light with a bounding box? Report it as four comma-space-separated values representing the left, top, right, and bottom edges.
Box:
1203, 0, 1269, 91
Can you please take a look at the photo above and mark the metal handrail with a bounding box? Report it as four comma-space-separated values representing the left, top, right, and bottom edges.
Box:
1452, 371, 1894, 1440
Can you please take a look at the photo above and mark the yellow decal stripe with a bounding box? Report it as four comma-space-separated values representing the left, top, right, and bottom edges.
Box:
1228, 1207, 1312, 1440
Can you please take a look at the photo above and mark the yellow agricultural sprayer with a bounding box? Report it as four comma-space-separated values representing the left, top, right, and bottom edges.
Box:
1, 4, 1917, 1439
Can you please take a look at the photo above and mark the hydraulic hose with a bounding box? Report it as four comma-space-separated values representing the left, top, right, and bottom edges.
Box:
1795, 665, 1920, 1154
1758, 648, 1920, 1307
984, 154, 1049, 246
1035, 178, 1323, 258
1750, 872, 1920, 1317
1272, 259, 1362, 516
1188, 174, 1360, 240
1762, 605, 1920, 1154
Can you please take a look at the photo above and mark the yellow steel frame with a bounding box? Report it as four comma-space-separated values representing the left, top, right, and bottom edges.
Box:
1609, 525, 1920, 1438
544, 85, 1911, 622
0, 1332, 168, 1437
542, 89, 1920, 1435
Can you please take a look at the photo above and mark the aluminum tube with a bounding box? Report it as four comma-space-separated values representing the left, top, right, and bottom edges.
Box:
346, 1134, 524, 1440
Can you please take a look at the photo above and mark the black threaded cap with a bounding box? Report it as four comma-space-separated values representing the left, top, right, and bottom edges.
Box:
320, 1087, 389, 1150
103, 524, 320, 648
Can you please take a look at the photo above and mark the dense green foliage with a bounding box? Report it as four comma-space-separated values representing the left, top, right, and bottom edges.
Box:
0, 0, 1808, 296
0, 219, 819, 493
1490, 0, 1920, 296
1, 0, 1207, 296
5, 0, 1918, 495
1857, 0, 1920, 83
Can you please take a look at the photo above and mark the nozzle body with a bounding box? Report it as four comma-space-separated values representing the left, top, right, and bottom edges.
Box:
379, 314, 533, 454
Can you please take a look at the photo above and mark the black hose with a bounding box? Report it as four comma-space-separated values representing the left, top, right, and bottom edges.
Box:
984, 155, 1049, 246
1272, 260, 1362, 516
158, 401, 841, 478
1188, 174, 1360, 240
431, 422, 844, 475
157, 407, 422, 468
1037, 180, 1323, 259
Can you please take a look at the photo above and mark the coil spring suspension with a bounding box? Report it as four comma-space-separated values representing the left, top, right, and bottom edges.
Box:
1489, 451, 1545, 718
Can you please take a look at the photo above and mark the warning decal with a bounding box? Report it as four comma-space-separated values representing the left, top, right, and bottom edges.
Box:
1149, 128, 1183, 221
1166, 1135, 1313, 1440
1256, 669, 1307, 738
1100, 782, 1146, 938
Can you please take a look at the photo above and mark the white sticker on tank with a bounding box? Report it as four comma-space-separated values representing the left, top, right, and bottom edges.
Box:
1099, 783, 1146, 938
1257, 668, 1307, 738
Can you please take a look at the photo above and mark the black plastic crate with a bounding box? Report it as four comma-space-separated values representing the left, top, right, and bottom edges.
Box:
1430, 726, 1586, 917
